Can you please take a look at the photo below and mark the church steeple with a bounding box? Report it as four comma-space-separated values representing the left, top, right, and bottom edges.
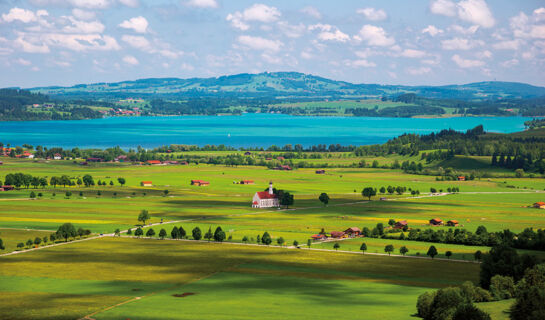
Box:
269, 181, 273, 195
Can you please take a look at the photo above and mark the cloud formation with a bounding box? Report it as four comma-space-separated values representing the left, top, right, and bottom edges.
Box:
119, 16, 149, 33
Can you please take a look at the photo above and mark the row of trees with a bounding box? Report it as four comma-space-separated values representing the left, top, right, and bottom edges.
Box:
417, 245, 544, 320
10, 223, 92, 252
3, 173, 128, 189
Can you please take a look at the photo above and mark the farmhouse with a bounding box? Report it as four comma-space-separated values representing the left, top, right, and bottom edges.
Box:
315, 170, 326, 174
240, 180, 254, 185
274, 165, 292, 171
191, 180, 210, 186
394, 220, 408, 229
446, 220, 459, 227
311, 234, 327, 241
533, 202, 545, 209
344, 227, 361, 237
330, 231, 346, 238
115, 155, 128, 162
429, 218, 443, 226
141, 181, 153, 187
457, 176, 466, 181
146, 160, 162, 165
86, 157, 103, 162
53, 153, 62, 160
251, 182, 279, 208
1, 185, 14, 191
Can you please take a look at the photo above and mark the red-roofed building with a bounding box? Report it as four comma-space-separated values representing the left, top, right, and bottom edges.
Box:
330, 231, 346, 238
429, 218, 443, 226
252, 182, 279, 208
146, 160, 162, 165
533, 202, 545, 209
446, 220, 459, 227
240, 180, 254, 185
458, 176, 466, 181
315, 170, 326, 174
394, 220, 408, 229
141, 181, 153, 187
344, 227, 361, 237
311, 234, 327, 240
191, 180, 209, 186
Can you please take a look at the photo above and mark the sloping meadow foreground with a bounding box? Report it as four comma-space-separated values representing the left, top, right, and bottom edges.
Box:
0, 237, 479, 320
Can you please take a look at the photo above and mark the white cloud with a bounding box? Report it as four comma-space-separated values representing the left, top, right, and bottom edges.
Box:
530, 25, 545, 39
237, 35, 282, 52
509, 11, 545, 39
14, 36, 50, 53
119, 16, 148, 33
2, 7, 38, 23
501, 59, 519, 68
430, 0, 456, 17
400, 49, 427, 58
277, 21, 306, 38
441, 37, 481, 50
358, 25, 395, 46
492, 39, 521, 50
535, 8, 545, 21
69, 0, 111, 9
226, 4, 281, 30
71, 8, 96, 20
422, 25, 443, 36
63, 17, 105, 34
450, 24, 479, 34
123, 55, 138, 65
309, 24, 350, 42
300, 51, 313, 59
15, 33, 120, 52
16, 58, 32, 66
121, 35, 150, 50
406, 66, 431, 75
350, 59, 376, 68
357, 8, 387, 21
301, 6, 321, 19
119, 0, 140, 8
451, 54, 484, 67
430, 0, 495, 28
457, 0, 495, 28
186, 0, 218, 9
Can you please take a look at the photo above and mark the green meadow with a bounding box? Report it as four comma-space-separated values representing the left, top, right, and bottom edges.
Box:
0, 237, 478, 320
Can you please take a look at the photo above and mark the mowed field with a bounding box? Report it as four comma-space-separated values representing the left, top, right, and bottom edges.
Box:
0, 237, 479, 320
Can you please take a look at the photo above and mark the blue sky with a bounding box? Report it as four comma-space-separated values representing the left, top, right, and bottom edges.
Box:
0, 0, 544, 88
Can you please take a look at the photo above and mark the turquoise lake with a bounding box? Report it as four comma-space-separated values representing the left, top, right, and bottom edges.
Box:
0, 114, 531, 149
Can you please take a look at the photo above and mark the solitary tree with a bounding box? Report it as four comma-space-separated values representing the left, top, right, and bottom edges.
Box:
333, 242, 340, 251
261, 232, 272, 245
138, 210, 151, 225
474, 250, 482, 261
360, 242, 367, 254
277, 237, 285, 246
117, 177, 126, 186
114, 228, 121, 237
280, 192, 294, 208
427, 245, 438, 259
307, 239, 312, 249
159, 228, 167, 239
204, 227, 213, 242
242, 236, 249, 243
192, 227, 202, 240
0, 238, 4, 250
293, 240, 299, 247
446, 251, 453, 259
127, 228, 132, 235
146, 228, 155, 238
318, 193, 330, 206
384, 244, 394, 255
361, 187, 377, 201
163, 189, 169, 196
134, 227, 143, 238
170, 226, 179, 239
400, 246, 409, 256
56, 223, 76, 242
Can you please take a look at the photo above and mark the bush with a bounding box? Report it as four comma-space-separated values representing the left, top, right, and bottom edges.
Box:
489, 275, 515, 300
460, 281, 493, 302
429, 287, 469, 320
416, 291, 436, 319
452, 304, 491, 320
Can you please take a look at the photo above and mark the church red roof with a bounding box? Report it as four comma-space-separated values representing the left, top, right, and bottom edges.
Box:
255, 191, 277, 199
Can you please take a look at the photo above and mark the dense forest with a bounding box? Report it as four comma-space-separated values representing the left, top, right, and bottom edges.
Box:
0, 89, 102, 121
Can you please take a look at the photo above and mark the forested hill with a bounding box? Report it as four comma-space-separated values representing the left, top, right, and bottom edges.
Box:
29, 72, 545, 100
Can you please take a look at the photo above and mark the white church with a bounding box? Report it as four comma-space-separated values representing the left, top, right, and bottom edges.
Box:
252, 181, 280, 208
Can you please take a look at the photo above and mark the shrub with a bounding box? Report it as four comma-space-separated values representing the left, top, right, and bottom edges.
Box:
429, 287, 469, 320
452, 304, 491, 320
416, 291, 436, 319
489, 275, 515, 300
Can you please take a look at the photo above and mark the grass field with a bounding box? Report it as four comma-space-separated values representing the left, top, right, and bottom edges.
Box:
0, 237, 479, 320
0, 156, 544, 319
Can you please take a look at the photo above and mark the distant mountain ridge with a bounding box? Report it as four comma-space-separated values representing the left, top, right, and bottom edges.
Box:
28, 72, 545, 100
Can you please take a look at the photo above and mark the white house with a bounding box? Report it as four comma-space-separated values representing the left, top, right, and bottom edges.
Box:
53, 153, 62, 160
252, 182, 279, 208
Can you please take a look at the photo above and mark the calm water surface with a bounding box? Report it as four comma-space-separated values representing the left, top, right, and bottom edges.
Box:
0, 114, 531, 149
